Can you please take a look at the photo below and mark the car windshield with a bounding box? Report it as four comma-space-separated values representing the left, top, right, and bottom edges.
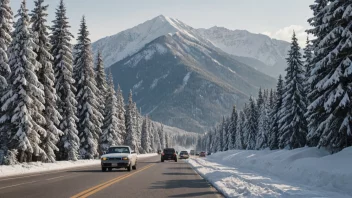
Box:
180, 151, 188, 154
108, 147, 130, 154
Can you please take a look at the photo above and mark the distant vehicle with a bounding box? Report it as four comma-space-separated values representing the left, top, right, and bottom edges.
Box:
161, 148, 177, 162
196, 152, 200, 156
100, 146, 137, 172
179, 151, 189, 159
200, 151, 206, 157
207, 152, 211, 156
157, 150, 162, 154
190, 150, 195, 155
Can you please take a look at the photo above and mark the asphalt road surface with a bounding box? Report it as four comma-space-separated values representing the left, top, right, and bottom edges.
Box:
0, 155, 223, 198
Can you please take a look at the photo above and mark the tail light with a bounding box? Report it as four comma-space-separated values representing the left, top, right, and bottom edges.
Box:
161, 153, 164, 155
173, 153, 176, 156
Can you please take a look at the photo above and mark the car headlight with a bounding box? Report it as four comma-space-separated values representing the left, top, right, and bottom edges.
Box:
122, 157, 129, 160
101, 157, 108, 161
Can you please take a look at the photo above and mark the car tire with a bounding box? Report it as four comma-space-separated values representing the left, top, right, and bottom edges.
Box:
102, 167, 107, 172
132, 162, 137, 170
108, 167, 112, 171
127, 163, 132, 172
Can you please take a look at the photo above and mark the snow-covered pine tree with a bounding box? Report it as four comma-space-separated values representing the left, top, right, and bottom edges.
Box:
268, 75, 284, 150
149, 120, 155, 152
246, 97, 258, 150
2, 0, 46, 163
235, 111, 246, 149
94, 51, 107, 127
154, 123, 161, 151
165, 131, 169, 148
133, 103, 142, 153
305, 0, 330, 147
116, 85, 126, 142
303, 37, 313, 96
0, 0, 12, 90
307, 0, 352, 151
206, 131, 212, 153
50, 0, 79, 161
125, 90, 138, 151
256, 101, 270, 150
269, 89, 275, 110
223, 117, 230, 151
159, 123, 165, 149
140, 116, 150, 153
31, 0, 63, 162
228, 106, 238, 150
257, 88, 264, 110
99, 73, 121, 154
73, 16, 103, 159
217, 118, 224, 151
278, 32, 307, 149
212, 127, 219, 152
0, 0, 13, 162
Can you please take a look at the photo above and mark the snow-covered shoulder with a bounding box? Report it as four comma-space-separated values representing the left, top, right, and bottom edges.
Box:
188, 147, 352, 198
0, 153, 158, 178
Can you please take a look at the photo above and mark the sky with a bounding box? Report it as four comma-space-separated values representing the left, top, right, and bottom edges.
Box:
11, 0, 314, 46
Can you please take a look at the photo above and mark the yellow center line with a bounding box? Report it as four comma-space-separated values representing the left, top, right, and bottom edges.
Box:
71, 164, 155, 198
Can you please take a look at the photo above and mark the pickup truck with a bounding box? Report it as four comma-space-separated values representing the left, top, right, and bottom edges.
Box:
100, 146, 137, 172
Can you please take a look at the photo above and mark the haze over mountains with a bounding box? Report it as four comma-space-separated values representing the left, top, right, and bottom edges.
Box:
92, 15, 284, 132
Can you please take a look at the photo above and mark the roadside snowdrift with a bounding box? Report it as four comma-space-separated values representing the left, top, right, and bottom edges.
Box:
0, 153, 158, 178
189, 147, 352, 198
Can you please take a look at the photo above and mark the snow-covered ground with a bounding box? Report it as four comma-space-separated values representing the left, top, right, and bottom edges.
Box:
0, 153, 158, 178
188, 147, 352, 198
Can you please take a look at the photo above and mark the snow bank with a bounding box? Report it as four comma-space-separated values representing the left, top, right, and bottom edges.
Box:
0, 153, 158, 178
189, 147, 352, 198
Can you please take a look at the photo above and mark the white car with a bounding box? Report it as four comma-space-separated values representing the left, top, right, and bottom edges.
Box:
101, 146, 137, 172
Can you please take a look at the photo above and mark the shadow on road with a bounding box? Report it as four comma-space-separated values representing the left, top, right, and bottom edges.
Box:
66, 169, 127, 173
169, 191, 219, 197
137, 161, 160, 164
150, 179, 211, 189
168, 167, 193, 170
163, 172, 197, 176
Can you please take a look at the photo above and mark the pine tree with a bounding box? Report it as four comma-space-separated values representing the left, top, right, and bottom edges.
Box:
257, 88, 264, 109
269, 89, 275, 110
149, 121, 155, 152
2, 1, 46, 163
303, 37, 313, 96
31, 0, 62, 162
50, 0, 79, 161
165, 131, 169, 148
256, 101, 270, 149
0, 0, 12, 90
223, 117, 230, 151
100, 73, 121, 153
125, 90, 138, 151
278, 32, 307, 149
268, 75, 284, 150
116, 85, 126, 142
228, 106, 238, 150
235, 111, 246, 149
73, 17, 103, 159
305, 0, 330, 147
159, 124, 165, 149
154, 124, 161, 151
307, 0, 352, 152
246, 97, 258, 150
141, 116, 151, 153
94, 51, 107, 127
0, 0, 13, 162
133, 103, 141, 153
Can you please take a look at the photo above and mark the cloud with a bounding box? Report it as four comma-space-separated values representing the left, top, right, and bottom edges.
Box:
262, 25, 308, 47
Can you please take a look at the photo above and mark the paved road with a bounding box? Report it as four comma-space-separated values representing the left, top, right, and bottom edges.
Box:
0, 155, 223, 198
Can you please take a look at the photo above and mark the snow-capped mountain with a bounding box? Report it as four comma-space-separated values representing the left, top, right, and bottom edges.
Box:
92, 15, 212, 68
197, 27, 290, 77
108, 29, 276, 132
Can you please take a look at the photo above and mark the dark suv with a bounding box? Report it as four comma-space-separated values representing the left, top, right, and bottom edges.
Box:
161, 148, 177, 162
